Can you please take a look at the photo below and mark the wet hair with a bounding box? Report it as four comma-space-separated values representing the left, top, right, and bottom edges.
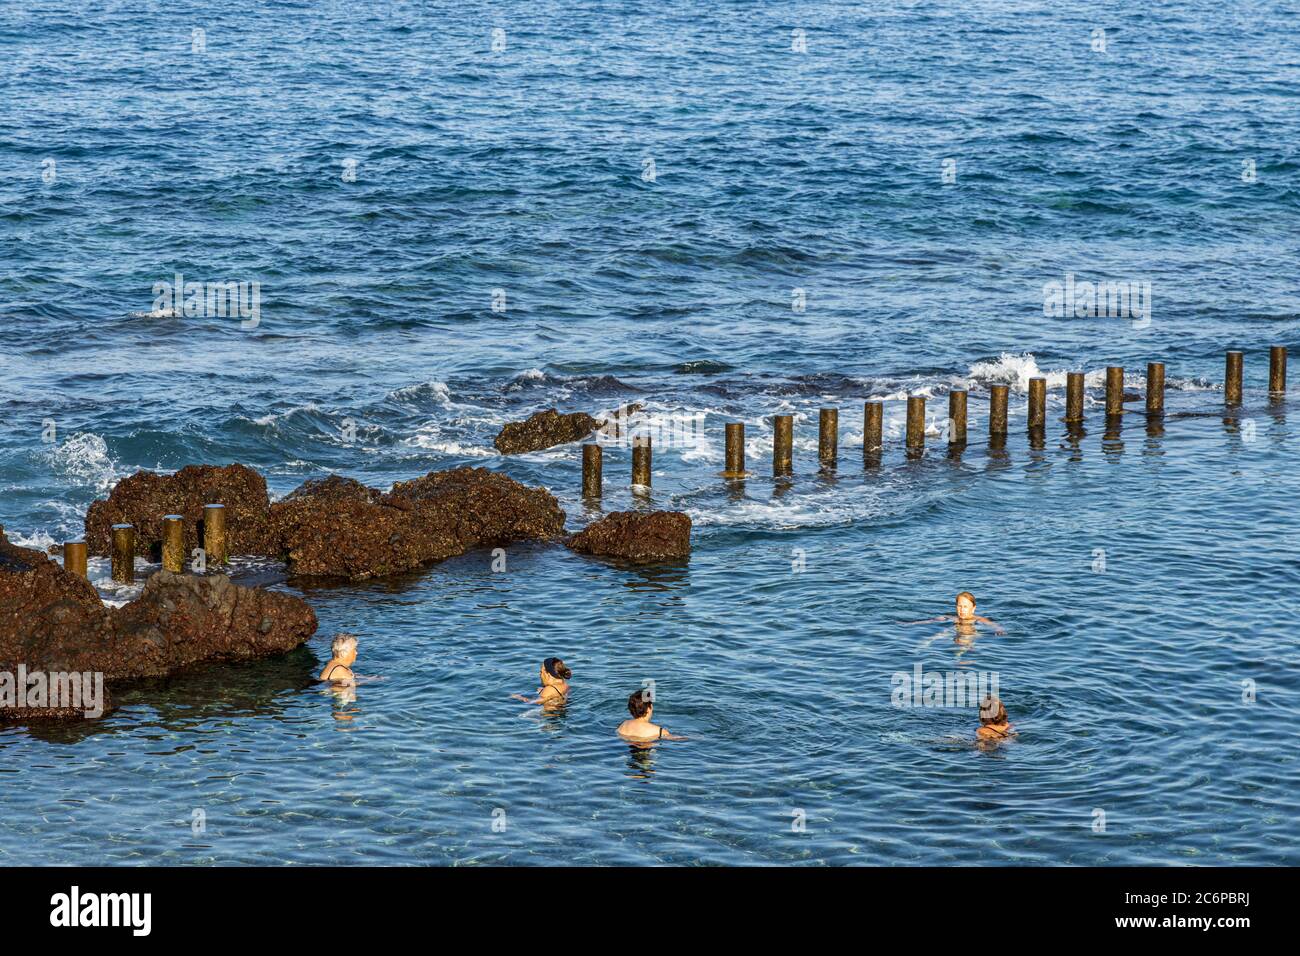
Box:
956, 591, 977, 605
627, 689, 653, 718
543, 657, 572, 680
332, 633, 358, 657
979, 696, 1007, 725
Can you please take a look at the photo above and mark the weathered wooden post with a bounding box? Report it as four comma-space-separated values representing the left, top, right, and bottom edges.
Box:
1225, 351, 1243, 406
773, 414, 793, 476
582, 444, 602, 498
203, 503, 226, 564
63, 540, 87, 578
948, 390, 967, 447
863, 402, 882, 464
111, 524, 135, 584
1065, 372, 1085, 424
1146, 362, 1165, 415
1027, 377, 1046, 431
989, 385, 1009, 438
818, 408, 838, 467
1106, 366, 1124, 417
723, 423, 747, 478
632, 435, 652, 487
1270, 346, 1286, 397
162, 515, 185, 572
906, 396, 925, 456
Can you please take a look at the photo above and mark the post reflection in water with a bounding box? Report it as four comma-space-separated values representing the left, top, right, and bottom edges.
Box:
1102, 414, 1124, 461
1061, 422, 1086, 462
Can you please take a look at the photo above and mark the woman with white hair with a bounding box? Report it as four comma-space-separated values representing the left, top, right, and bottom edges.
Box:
319, 633, 359, 682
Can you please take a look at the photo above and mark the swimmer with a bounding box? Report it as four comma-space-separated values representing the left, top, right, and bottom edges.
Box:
905, 591, 1005, 635
617, 690, 687, 742
512, 657, 572, 707
976, 695, 1015, 742
319, 633, 358, 682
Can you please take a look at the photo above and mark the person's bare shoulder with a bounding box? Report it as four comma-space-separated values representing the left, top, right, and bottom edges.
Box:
321, 663, 354, 681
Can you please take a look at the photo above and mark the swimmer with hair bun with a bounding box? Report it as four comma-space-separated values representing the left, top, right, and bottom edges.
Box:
512, 657, 573, 709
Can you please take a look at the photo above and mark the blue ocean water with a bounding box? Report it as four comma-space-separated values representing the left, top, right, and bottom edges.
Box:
1, 0, 1299, 864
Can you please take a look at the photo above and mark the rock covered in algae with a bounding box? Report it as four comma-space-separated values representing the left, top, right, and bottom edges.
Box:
566, 510, 691, 563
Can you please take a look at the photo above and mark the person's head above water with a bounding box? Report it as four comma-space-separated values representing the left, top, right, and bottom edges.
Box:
541, 657, 572, 683
332, 633, 358, 664
955, 591, 978, 620
627, 689, 653, 719
979, 695, 1008, 726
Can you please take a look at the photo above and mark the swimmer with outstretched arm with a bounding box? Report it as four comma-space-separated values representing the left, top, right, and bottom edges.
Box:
904, 591, 1005, 634
512, 657, 572, 707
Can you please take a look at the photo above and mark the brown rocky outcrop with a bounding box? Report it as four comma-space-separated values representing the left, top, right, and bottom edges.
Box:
84, 463, 277, 557
566, 511, 691, 563
0, 526, 317, 721
268, 467, 567, 580
83, 465, 568, 581
493, 409, 600, 454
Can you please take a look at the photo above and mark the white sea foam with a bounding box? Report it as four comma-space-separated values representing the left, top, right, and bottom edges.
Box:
41, 432, 124, 494
387, 381, 453, 405
252, 402, 321, 427
3, 529, 58, 552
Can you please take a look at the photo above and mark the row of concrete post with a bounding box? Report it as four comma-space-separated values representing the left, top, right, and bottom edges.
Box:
63, 504, 227, 584
579, 347, 1287, 495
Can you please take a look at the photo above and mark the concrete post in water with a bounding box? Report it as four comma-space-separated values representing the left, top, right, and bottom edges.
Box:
1106, 366, 1124, 417
1027, 377, 1046, 431
63, 540, 87, 578
1065, 372, 1084, 424
1225, 351, 1243, 406
989, 385, 1009, 437
1146, 362, 1165, 415
581, 444, 602, 498
773, 414, 793, 476
1270, 346, 1286, 396
818, 408, 838, 466
162, 514, 185, 573
906, 396, 925, 455
723, 423, 748, 477
948, 390, 967, 447
203, 503, 226, 564
631, 435, 652, 487
111, 524, 135, 584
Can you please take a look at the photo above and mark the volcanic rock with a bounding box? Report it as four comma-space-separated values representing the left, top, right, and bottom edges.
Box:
493, 409, 600, 454
269, 467, 567, 580
84, 463, 276, 558
0, 527, 317, 721
566, 511, 691, 563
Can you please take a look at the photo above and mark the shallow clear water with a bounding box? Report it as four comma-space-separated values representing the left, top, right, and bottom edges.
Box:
1, 1, 1298, 865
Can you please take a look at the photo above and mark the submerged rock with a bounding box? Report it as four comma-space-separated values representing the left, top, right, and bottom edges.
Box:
566, 510, 691, 563
84, 463, 277, 558
270, 467, 566, 580
0, 527, 317, 721
493, 409, 600, 454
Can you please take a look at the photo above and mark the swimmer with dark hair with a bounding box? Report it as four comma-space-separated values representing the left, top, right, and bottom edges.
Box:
617, 689, 687, 742
976, 696, 1016, 743
512, 657, 572, 709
